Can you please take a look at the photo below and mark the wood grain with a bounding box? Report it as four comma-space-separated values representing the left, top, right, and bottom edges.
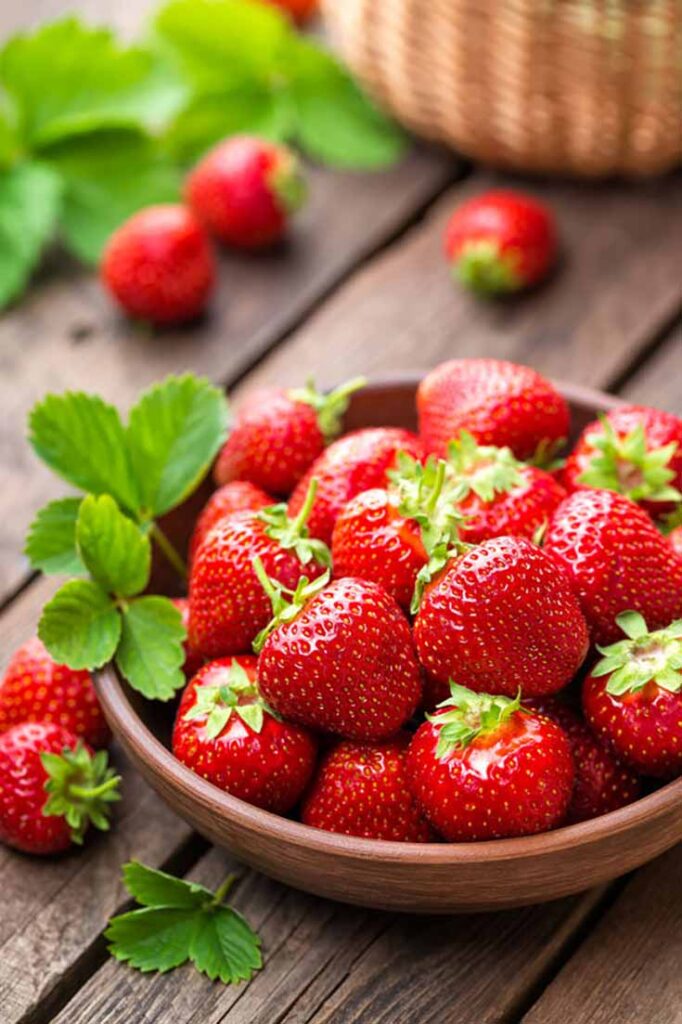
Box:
618, 327, 682, 415
521, 846, 682, 1024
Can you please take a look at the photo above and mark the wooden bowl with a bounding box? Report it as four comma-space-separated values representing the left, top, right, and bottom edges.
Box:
96, 378, 682, 913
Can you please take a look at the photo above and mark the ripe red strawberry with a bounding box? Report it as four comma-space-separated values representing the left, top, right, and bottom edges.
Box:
288, 427, 425, 545
186, 136, 306, 249
444, 190, 557, 294
332, 454, 464, 612
562, 406, 682, 519
101, 205, 215, 325
406, 685, 574, 841
0, 722, 120, 854
526, 697, 642, 823
189, 481, 329, 659
418, 358, 569, 461
189, 481, 272, 566
214, 377, 365, 497
255, 566, 422, 740
173, 656, 317, 813
414, 536, 589, 698
582, 611, 682, 778
172, 599, 205, 679
446, 430, 566, 543
544, 490, 682, 646
0, 637, 109, 748
301, 733, 431, 841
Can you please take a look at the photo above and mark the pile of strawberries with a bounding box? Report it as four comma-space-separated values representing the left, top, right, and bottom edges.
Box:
3, 356, 682, 853
171, 358, 682, 843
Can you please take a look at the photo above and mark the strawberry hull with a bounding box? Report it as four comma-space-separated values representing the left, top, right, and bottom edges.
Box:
95, 376, 682, 913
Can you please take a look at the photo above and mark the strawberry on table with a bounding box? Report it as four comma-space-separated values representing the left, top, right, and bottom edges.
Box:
255, 562, 422, 740
544, 490, 682, 646
100, 205, 215, 325
301, 734, 431, 842
406, 684, 574, 841
186, 136, 307, 250
288, 427, 425, 545
214, 377, 365, 497
417, 358, 569, 462
0, 722, 120, 855
527, 697, 642, 823
189, 480, 272, 566
562, 405, 682, 519
446, 430, 566, 543
413, 536, 589, 698
189, 479, 330, 659
0, 637, 109, 748
444, 190, 557, 295
332, 454, 464, 612
583, 611, 682, 779
173, 657, 317, 813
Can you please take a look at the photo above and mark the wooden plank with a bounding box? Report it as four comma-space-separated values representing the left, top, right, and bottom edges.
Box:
0, 146, 455, 606
52, 844, 609, 1024
617, 326, 682, 414
236, 173, 682, 399
521, 846, 682, 1024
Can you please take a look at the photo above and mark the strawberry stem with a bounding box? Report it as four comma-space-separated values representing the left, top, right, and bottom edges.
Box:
290, 477, 318, 535
211, 873, 238, 907
70, 775, 122, 800
150, 523, 187, 582
288, 377, 367, 442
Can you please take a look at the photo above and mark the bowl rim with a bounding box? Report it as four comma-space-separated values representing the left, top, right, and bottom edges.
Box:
96, 374, 682, 866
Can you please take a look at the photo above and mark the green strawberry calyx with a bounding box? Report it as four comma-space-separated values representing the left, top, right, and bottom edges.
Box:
252, 556, 330, 653
41, 744, 121, 845
288, 376, 367, 443
428, 682, 523, 759
593, 611, 682, 696
268, 149, 308, 216
446, 430, 525, 503
453, 239, 523, 295
577, 417, 682, 505
258, 478, 331, 568
183, 660, 278, 738
389, 452, 469, 613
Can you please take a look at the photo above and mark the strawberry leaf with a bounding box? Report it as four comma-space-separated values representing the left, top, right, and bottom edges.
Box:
0, 161, 62, 309
38, 578, 121, 670
76, 494, 151, 597
106, 907, 199, 973
28, 391, 139, 514
126, 374, 230, 519
24, 497, 85, 575
189, 905, 262, 984
115, 596, 186, 700
122, 862, 213, 909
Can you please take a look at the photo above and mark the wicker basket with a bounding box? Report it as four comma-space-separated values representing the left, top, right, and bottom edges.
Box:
322, 0, 682, 178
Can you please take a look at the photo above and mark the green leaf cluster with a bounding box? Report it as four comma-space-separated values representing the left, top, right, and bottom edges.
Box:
593, 611, 682, 696
26, 374, 230, 699
0, 1, 406, 310
106, 862, 262, 984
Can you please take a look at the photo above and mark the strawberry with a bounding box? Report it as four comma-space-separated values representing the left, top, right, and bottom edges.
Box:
331, 454, 464, 612
255, 564, 422, 740
288, 427, 425, 545
301, 733, 431, 841
0, 637, 109, 748
417, 358, 569, 461
562, 406, 682, 519
670, 525, 682, 558
0, 722, 120, 855
414, 536, 589, 698
544, 490, 682, 646
100, 205, 215, 325
527, 697, 642, 823
173, 656, 317, 813
446, 430, 566, 543
583, 611, 682, 778
214, 377, 365, 497
172, 599, 205, 679
261, 0, 318, 22
186, 136, 307, 250
444, 190, 557, 294
189, 481, 272, 566
406, 685, 574, 841
189, 480, 329, 659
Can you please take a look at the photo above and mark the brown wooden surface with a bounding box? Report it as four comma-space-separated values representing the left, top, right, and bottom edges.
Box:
0, 0, 681, 1021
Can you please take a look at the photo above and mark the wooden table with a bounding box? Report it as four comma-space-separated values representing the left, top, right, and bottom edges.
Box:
2, 4, 682, 1023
